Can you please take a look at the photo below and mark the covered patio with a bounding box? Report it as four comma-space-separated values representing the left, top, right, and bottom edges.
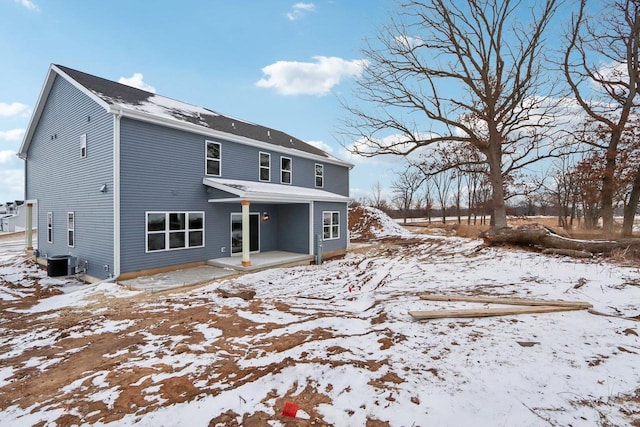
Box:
203, 177, 350, 269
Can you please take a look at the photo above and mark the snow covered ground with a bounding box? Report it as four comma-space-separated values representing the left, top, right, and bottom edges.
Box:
1, 227, 640, 426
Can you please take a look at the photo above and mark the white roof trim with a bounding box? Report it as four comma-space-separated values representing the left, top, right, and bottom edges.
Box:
203, 177, 350, 204
18, 65, 113, 159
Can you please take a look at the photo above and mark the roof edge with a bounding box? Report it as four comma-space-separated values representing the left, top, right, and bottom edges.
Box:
18, 64, 112, 159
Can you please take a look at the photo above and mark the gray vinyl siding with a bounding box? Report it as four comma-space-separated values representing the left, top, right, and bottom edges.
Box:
277, 204, 309, 253
119, 118, 347, 274
119, 119, 213, 273
314, 201, 348, 253
25, 75, 114, 279
208, 136, 350, 193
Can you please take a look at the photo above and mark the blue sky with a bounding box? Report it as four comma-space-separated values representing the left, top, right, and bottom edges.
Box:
0, 0, 406, 204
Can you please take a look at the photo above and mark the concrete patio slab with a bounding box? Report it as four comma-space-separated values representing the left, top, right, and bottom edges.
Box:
207, 251, 314, 272
119, 265, 238, 292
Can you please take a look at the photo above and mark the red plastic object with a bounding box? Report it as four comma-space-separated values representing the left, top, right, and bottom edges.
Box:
282, 401, 299, 418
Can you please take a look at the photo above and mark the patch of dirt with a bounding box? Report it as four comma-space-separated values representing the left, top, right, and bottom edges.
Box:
349, 206, 385, 241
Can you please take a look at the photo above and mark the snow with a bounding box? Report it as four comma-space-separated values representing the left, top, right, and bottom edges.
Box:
351, 206, 415, 239
203, 177, 350, 202
1, 220, 640, 426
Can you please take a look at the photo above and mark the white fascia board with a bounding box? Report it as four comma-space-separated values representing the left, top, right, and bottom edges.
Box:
18, 65, 112, 159
208, 197, 312, 204
52, 65, 112, 111
115, 106, 354, 169
18, 67, 57, 159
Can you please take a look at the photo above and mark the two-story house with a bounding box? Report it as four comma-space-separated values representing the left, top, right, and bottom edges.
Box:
18, 64, 352, 282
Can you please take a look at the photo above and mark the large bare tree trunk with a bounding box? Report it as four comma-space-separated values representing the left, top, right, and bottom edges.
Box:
481, 223, 640, 255
622, 166, 640, 237
486, 143, 508, 228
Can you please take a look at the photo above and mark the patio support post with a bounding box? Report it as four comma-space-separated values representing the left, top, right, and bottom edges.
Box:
25, 202, 33, 252
241, 200, 251, 267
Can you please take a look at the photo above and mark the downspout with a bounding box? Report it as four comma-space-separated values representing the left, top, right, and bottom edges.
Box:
113, 110, 123, 279
309, 201, 314, 255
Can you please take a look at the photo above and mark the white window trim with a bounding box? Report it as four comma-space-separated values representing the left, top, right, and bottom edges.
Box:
67, 212, 75, 247
259, 152, 271, 182
205, 140, 222, 177
145, 211, 205, 253
47, 212, 53, 243
323, 211, 340, 240
281, 156, 292, 185
80, 133, 87, 158
315, 163, 324, 188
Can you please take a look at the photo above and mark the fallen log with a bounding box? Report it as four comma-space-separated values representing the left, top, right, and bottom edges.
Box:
409, 305, 587, 320
419, 294, 593, 309
480, 223, 640, 255
541, 248, 593, 258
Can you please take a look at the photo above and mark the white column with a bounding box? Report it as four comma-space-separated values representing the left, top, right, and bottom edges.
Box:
241, 200, 251, 267
25, 203, 33, 252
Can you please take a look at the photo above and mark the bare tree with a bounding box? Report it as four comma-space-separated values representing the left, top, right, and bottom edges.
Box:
391, 168, 422, 223
563, 0, 640, 236
421, 177, 435, 223
433, 169, 455, 223
342, 0, 562, 229
369, 180, 387, 211
544, 155, 580, 229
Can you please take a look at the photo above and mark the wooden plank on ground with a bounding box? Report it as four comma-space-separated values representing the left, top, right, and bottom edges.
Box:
409, 305, 587, 320
419, 294, 593, 309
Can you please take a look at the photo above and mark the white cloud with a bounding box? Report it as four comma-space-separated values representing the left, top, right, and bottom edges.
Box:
0, 150, 16, 164
118, 73, 156, 93
394, 35, 422, 49
306, 140, 334, 153
0, 102, 30, 117
0, 168, 23, 200
595, 61, 627, 84
340, 133, 430, 166
256, 56, 368, 96
0, 128, 25, 142
15, 0, 39, 11
287, 2, 315, 21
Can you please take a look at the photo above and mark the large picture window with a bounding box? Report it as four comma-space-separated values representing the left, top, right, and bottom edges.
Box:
323, 211, 339, 240
206, 141, 221, 176
281, 157, 292, 184
67, 212, 75, 247
259, 152, 271, 182
146, 211, 204, 252
315, 163, 324, 188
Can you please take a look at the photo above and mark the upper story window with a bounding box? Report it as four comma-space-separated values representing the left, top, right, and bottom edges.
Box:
146, 211, 204, 252
315, 163, 324, 188
281, 157, 292, 184
259, 152, 271, 182
206, 141, 221, 176
80, 134, 87, 158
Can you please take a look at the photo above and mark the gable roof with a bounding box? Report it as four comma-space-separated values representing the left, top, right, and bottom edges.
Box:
18, 64, 352, 168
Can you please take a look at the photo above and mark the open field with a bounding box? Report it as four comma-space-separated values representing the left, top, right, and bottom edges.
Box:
1, 208, 640, 426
